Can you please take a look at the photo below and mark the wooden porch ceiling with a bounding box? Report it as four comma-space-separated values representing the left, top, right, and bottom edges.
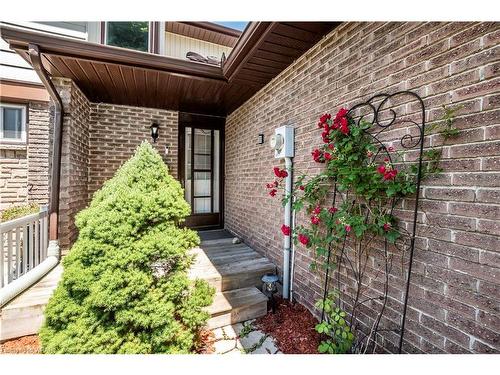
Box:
1, 22, 338, 115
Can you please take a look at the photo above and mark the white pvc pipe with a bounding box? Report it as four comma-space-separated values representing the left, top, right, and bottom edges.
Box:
282, 156, 293, 299
0, 240, 60, 308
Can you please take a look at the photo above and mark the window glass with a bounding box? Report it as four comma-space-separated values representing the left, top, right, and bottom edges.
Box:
106, 22, 149, 52
1, 105, 25, 141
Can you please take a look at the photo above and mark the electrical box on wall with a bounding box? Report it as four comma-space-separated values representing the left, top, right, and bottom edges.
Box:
270, 125, 294, 159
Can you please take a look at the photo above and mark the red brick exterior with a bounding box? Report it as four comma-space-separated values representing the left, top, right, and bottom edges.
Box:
225, 22, 500, 353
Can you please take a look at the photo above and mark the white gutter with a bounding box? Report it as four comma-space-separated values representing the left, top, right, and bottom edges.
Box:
282, 156, 293, 299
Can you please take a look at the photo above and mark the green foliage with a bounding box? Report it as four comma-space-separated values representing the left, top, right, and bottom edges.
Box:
106, 22, 149, 52
315, 295, 354, 354
40, 142, 214, 354
425, 104, 462, 139
0, 203, 39, 221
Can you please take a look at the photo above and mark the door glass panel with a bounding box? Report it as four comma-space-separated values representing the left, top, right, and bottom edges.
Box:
213, 130, 220, 213
184, 126, 220, 216
194, 171, 211, 197
184, 127, 192, 206
194, 198, 211, 213
194, 129, 211, 154
194, 129, 211, 169
194, 154, 211, 170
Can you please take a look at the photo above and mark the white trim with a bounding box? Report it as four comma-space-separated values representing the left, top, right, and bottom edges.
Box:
0, 103, 27, 143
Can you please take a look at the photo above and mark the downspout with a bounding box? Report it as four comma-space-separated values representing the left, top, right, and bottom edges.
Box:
28, 43, 62, 260
289, 194, 297, 302
0, 44, 62, 307
282, 156, 293, 299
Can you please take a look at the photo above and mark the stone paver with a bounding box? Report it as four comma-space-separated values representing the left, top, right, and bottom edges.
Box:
252, 337, 279, 354
212, 319, 281, 355
213, 339, 238, 354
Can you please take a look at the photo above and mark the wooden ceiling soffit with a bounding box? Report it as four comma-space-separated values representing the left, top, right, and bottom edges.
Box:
222, 22, 276, 80
2, 26, 225, 82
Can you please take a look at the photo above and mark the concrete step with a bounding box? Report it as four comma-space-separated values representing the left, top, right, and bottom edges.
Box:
206, 287, 268, 329
0, 265, 62, 342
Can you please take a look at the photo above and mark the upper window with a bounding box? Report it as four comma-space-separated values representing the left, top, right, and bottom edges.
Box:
105, 22, 150, 52
0, 104, 26, 143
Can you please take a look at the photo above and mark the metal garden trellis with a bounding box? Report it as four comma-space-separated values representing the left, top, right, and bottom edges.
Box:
319, 91, 426, 354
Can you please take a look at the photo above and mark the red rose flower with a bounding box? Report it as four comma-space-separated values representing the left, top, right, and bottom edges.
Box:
319, 113, 331, 124
298, 233, 310, 246
328, 207, 338, 214
377, 165, 386, 175
312, 149, 324, 163
328, 143, 335, 150
311, 216, 320, 225
383, 223, 391, 231
335, 108, 348, 120
313, 206, 321, 215
299, 185, 305, 191
269, 189, 277, 197
281, 224, 291, 236
338, 117, 349, 135
384, 157, 389, 162
273, 167, 282, 177
321, 130, 330, 143
345, 225, 352, 232
274, 167, 288, 178
383, 169, 398, 180
324, 152, 332, 160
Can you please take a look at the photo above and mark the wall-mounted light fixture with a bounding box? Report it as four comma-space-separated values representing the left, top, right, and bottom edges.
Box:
257, 133, 264, 145
150, 122, 160, 143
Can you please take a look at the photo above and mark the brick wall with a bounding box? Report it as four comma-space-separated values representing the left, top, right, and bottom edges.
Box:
225, 22, 500, 353
54, 78, 91, 251
52, 79, 179, 251
88, 103, 178, 199
27, 101, 51, 206
0, 147, 28, 210
0, 102, 51, 211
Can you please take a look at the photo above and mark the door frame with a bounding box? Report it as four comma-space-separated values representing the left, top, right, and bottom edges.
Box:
178, 112, 225, 229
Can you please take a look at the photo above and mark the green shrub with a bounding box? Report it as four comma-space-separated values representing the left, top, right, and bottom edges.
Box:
0, 203, 39, 222
40, 142, 214, 353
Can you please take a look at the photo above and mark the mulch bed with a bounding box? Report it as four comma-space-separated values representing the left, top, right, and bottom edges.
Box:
255, 297, 321, 354
195, 328, 215, 354
1, 329, 215, 354
0, 335, 40, 354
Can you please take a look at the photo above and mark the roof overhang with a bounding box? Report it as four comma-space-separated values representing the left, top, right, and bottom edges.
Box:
1, 22, 338, 115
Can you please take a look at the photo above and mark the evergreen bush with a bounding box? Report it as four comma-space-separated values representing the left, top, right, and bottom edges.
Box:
40, 142, 214, 353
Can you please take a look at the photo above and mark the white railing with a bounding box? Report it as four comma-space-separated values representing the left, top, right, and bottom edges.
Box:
0, 206, 48, 288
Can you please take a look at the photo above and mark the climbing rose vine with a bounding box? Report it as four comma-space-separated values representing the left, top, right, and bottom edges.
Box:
267, 106, 424, 253
265, 106, 430, 353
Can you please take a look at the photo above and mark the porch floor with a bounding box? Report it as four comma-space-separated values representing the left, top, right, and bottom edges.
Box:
0, 230, 275, 341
